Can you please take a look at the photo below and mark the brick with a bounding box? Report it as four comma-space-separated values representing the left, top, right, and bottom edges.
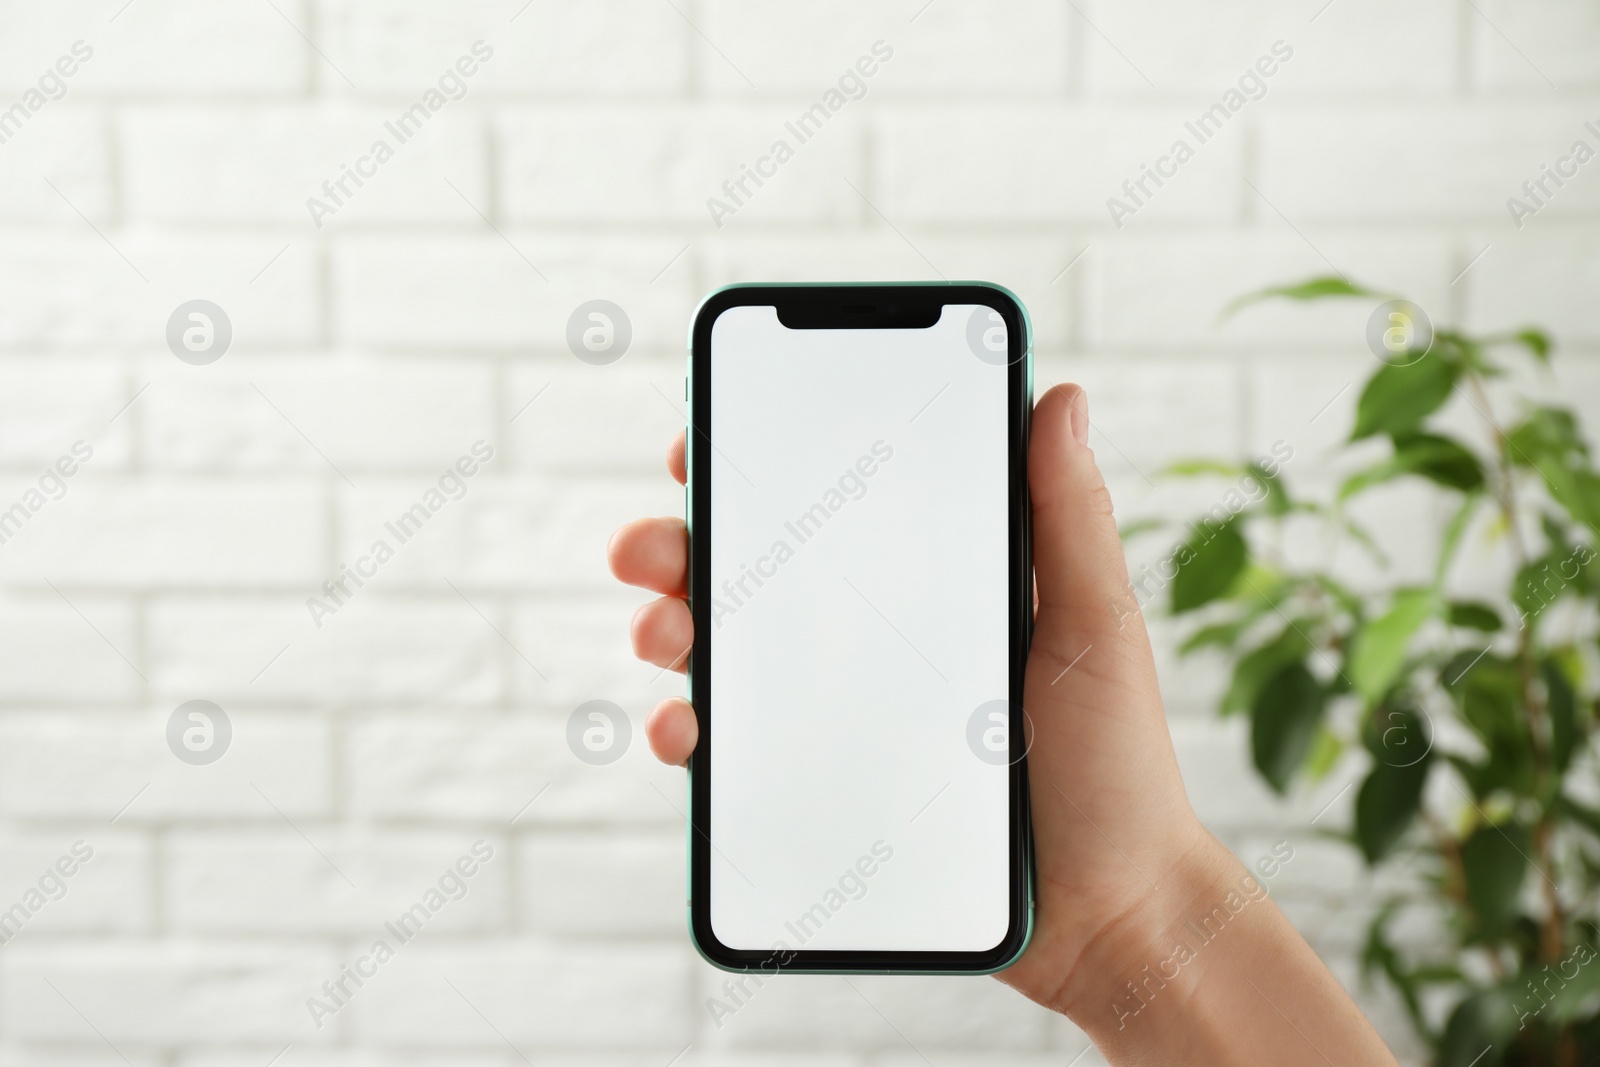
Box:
0, 234, 317, 351
496, 106, 863, 226
1084, 0, 1456, 93
0, 478, 324, 588
509, 595, 685, 714
1246, 351, 1380, 475
142, 357, 496, 473
0, 3, 1580, 1061
179, 1054, 502, 1067
122, 105, 487, 227
0, 710, 330, 821
148, 597, 501, 708
1082, 232, 1453, 350
697, 967, 1051, 1050
0, 833, 149, 937
336, 475, 677, 591
0, 1050, 161, 1067
517, 832, 680, 936
0, 358, 131, 469
0, 1, 305, 96
0, 598, 140, 704
0, 106, 110, 224
346, 712, 683, 825
505, 362, 685, 474
876, 105, 1242, 225
698, 0, 1070, 95
319, 0, 688, 94
1493, 346, 1600, 437
1039, 355, 1243, 470
331, 234, 694, 351
0, 943, 339, 1045
700, 234, 1076, 351
348, 942, 692, 1047
1258, 105, 1600, 222
1464, 229, 1600, 344
1471, 0, 1600, 90
166, 831, 507, 934
345, 714, 566, 822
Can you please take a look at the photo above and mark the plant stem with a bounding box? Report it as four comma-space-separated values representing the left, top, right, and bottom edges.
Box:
1466, 370, 1566, 966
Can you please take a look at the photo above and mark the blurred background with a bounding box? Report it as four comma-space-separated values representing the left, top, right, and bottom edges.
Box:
1, 0, 1598, 1064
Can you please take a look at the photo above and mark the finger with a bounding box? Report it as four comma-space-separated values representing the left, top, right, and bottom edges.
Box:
630, 596, 693, 672
646, 696, 697, 766
1030, 384, 1138, 627
607, 517, 688, 597
1026, 383, 1163, 723
668, 430, 686, 485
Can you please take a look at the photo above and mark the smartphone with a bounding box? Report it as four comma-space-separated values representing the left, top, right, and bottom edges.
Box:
684, 283, 1033, 975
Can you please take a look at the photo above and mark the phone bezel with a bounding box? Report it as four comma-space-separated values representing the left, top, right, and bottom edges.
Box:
685, 282, 1033, 974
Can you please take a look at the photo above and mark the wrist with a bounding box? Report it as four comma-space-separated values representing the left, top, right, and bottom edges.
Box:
1053, 827, 1246, 1036
1050, 830, 1398, 1066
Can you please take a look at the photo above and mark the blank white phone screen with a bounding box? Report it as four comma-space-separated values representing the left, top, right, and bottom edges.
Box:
707, 302, 1012, 953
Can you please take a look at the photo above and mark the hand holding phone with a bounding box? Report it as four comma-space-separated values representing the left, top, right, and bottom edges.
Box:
614, 371, 1205, 984
610, 345, 1401, 1066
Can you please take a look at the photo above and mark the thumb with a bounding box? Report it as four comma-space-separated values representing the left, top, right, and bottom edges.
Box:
1029, 384, 1143, 639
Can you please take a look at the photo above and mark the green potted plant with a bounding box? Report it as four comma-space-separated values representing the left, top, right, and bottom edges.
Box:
1139, 278, 1600, 1066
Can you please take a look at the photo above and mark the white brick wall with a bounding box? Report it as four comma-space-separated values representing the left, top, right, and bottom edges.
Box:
0, 1, 1594, 1063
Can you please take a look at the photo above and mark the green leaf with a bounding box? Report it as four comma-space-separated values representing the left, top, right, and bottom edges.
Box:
1440, 330, 1492, 377
1224, 275, 1379, 316
1350, 354, 1459, 441
1311, 573, 1365, 620
1117, 517, 1165, 541
1444, 652, 1533, 795
1161, 458, 1244, 478
1355, 755, 1430, 864
1512, 549, 1588, 623
1505, 407, 1600, 532
1250, 662, 1327, 794
1557, 794, 1600, 841
1349, 588, 1439, 704
1544, 657, 1578, 773
1396, 434, 1484, 491
1435, 493, 1482, 586
1438, 986, 1520, 1067
1448, 601, 1502, 632
1540, 949, 1600, 1025
1539, 464, 1600, 537
1304, 726, 1343, 781
1179, 618, 1252, 656
1227, 561, 1288, 607
1541, 512, 1570, 548
1178, 571, 1293, 656
1221, 624, 1312, 716
1337, 433, 1484, 501
1245, 460, 1291, 516
1362, 696, 1433, 770
1460, 823, 1529, 937
1507, 406, 1588, 466
1511, 327, 1552, 365
1170, 518, 1248, 614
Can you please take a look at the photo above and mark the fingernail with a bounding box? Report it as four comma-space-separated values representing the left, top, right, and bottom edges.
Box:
1068, 390, 1090, 447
